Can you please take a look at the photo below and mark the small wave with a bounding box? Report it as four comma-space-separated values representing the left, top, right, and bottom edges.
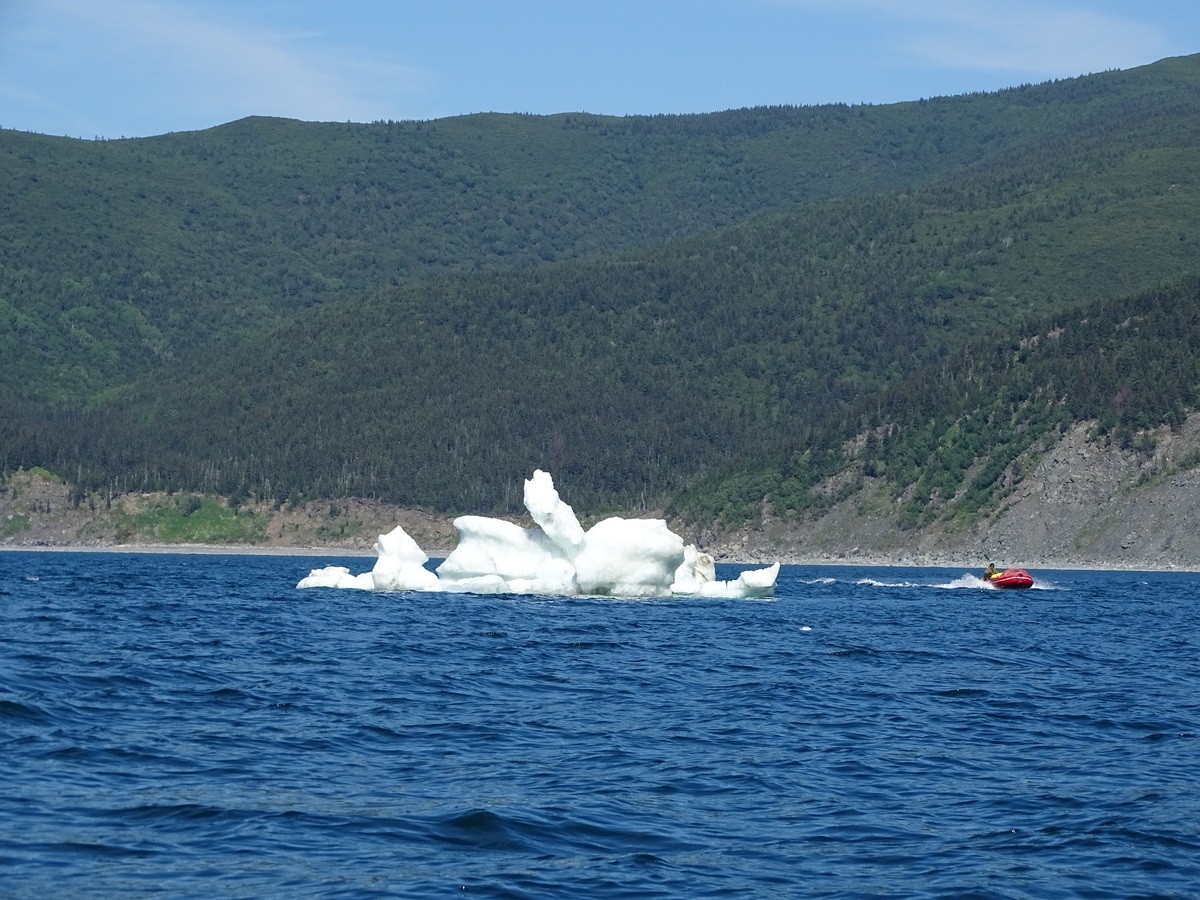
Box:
801, 577, 837, 586
565, 639, 626, 650
426, 806, 696, 860
933, 687, 990, 699
0, 698, 53, 725
828, 645, 881, 658
202, 686, 269, 705
42, 840, 157, 859
114, 802, 249, 825
855, 577, 918, 588
431, 808, 542, 852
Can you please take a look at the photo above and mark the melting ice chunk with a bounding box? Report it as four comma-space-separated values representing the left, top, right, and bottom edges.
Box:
297, 470, 779, 598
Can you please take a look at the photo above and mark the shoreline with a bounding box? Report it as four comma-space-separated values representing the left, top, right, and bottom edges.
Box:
3, 541, 1197, 573
0, 542, 375, 558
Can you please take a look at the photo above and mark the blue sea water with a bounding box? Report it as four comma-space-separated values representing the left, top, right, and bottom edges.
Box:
2, 552, 1199, 898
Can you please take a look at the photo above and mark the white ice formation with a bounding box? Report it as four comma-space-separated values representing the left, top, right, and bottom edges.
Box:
297, 470, 779, 598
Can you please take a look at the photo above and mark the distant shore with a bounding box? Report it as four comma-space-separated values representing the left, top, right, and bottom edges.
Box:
7, 456, 1200, 575
3, 541, 1196, 573
0, 542, 375, 558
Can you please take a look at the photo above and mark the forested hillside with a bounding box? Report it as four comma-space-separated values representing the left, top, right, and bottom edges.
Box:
4, 54, 1198, 405
671, 274, 1200, 529
3, 54, 1200, 524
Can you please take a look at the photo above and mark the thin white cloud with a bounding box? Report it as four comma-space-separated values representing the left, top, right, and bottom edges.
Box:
895, 2, 1168, 75
24, 0, 429, 130
770, 0, 1171, 76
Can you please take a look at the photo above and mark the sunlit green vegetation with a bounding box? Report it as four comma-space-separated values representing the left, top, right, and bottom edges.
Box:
3, 513, 31, 537
111, 495, 269, 544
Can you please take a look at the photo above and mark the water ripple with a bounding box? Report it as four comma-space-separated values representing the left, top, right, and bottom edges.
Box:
2, 557, 1199, 896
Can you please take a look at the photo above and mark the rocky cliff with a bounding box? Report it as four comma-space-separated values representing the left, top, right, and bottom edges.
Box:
728, 417, 1200, 570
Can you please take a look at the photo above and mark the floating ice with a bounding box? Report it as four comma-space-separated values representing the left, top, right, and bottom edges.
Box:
297, 470, 779, 598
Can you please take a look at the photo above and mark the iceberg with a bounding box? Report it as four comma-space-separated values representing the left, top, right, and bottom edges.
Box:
297, 470, 779, 598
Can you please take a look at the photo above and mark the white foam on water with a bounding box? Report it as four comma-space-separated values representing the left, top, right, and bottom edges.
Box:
855, 577, 923, 588
938, 574, 992, 590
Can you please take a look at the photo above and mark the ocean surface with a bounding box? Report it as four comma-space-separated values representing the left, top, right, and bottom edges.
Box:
2, 551, 1199, 898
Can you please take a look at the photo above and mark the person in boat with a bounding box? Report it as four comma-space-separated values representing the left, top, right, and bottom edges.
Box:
983, 562, 998, 580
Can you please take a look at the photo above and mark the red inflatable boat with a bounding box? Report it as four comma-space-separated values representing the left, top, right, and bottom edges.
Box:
987, 568, 1035, 590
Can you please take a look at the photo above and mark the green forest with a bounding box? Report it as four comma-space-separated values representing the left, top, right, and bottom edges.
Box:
3, 54, 1200, 526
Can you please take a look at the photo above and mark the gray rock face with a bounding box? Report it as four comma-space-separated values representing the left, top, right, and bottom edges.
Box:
722, 416, 1200, 571
976, 418, 1200, 569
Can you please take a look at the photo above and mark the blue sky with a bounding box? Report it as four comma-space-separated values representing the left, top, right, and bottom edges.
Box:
0, 0, 1196, 138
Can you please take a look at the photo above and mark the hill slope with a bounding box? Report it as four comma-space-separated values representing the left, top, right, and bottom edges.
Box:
11, 74, 1198, 512
682, 274, 1200, 566
2, 55, 1200, 530
3, 55, 1199, 405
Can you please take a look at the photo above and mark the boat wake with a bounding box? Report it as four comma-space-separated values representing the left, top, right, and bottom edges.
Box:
850, 573, 1062, 591
855, 577, 928, 589
941, 574, 990, 590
